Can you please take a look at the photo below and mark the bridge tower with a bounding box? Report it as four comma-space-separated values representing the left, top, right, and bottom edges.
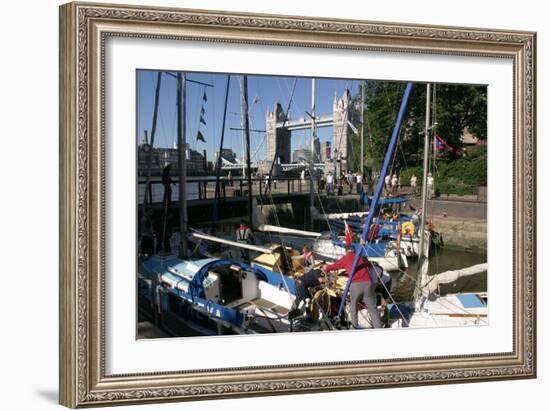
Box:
266, 102, 291, 164
332, 88, 359, 173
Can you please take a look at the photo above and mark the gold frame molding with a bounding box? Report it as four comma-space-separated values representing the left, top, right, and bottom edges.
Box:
59, 1, 536, 408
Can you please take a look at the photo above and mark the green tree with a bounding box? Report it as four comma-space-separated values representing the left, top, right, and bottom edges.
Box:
349, 81, 487, 172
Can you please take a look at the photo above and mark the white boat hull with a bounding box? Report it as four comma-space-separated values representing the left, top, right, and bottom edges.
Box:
391, 292, 488, 328
312, 240, 406, 272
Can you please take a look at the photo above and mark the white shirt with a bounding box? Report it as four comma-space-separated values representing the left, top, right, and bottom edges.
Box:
384, 175, 391, 184
427, 176, 434, 186
410, 176, 417, 185
326, 174, 334, 184
356, 174, 362, 183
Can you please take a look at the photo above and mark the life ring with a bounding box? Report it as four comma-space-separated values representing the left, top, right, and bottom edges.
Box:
401, 221, 415, 236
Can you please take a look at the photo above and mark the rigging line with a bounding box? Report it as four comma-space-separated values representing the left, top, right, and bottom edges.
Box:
249, 304, 279, 333
263, 182, 298, 275
389, 127, 402, 177
251, 133, 267, 163
305, 163, 347, 253
253, 185, 295, 304
277, 78, 300, 117
153, 74, 174, 149
281, 77, 302, 119
143, 71, 162, 207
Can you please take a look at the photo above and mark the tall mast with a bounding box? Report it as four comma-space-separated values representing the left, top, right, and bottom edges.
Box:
241, 75, 253, 227
338, 82, 413, 316
360, 80, 365, 176
432, 83, 437, 176
214, 76, 231, 220
176, 72, 188, 259
310, 78, 316, 230
414, 83, 432, 304
241, 75, 253, 228
143, 72, 162, 205
240, 77, 247, 177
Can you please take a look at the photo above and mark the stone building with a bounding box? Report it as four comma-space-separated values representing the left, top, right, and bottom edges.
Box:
266, 102, 291, 164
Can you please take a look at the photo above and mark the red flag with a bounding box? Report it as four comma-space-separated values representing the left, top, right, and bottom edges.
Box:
344, 221, 353, 246
434, 132, 457, 152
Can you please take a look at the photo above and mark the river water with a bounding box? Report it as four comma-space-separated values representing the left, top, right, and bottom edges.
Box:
390, 248, 487, 302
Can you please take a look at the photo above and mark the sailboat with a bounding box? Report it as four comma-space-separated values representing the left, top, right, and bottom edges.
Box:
137, 73, 311, 336
353, 83, 488, 329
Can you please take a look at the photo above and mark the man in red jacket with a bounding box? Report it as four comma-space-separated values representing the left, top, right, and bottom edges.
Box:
323, 247, 382, 329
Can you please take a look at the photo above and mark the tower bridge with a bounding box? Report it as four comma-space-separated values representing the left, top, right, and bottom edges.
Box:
265, 88, 360, 172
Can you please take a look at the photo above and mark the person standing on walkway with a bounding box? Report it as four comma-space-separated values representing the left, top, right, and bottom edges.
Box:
323, 248, 382, 329
326, 171, 334, 195
227, 170, 233, 186
391, 174, 399, 196
355, 171, 363, 195
346, 170, 354, 194
410, 174, 417, 196
384, 174, 391, 194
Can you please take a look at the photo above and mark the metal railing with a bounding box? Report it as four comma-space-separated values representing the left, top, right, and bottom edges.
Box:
137, 176, 313, 205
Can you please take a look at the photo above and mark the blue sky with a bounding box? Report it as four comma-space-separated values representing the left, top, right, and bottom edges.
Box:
136, 70, 363, 162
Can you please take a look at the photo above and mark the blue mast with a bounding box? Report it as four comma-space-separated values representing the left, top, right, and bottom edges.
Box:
337, 82, 413, 316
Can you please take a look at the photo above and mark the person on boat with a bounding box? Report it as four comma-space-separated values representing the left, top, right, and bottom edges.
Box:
236, 222, 255, 263
355, 171, 363, 195
427, 172, 435, 199
323, 247, 382, 329
410, 174, 417, 196
162, 164, 174, 209
293, 267, 324, 317
326, 171, 334, 195
139, 206, 155, 256
291, 245, 315, 272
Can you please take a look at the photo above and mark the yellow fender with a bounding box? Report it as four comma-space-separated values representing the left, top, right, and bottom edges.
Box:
401, 221, 415, 236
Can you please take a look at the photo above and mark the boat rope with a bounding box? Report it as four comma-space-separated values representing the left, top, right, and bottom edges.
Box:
249, 303, 282, 332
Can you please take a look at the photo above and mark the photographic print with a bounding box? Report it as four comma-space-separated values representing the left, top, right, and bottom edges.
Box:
136, 71, 488, 338
60, 2, 535, 406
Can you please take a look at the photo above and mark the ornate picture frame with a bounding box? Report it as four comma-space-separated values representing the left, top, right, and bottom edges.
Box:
59, 1, 536, 407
